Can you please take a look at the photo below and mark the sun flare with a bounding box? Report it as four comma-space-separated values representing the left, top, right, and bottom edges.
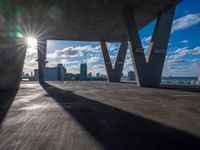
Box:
27, 37, 37, 47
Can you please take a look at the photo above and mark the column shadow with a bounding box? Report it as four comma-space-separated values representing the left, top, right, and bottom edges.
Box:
0, 90, 17, 124
42, 83, 200, 150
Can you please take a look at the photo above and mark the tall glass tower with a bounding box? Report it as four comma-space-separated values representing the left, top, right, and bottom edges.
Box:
80, 63, 87, 81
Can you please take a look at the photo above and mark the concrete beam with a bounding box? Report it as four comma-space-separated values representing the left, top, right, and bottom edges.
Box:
101, 41, 128, 82
37, 40, 47, 84
3, 0, 181, 42
123, 7, 175, 87
0, 38, 26, 89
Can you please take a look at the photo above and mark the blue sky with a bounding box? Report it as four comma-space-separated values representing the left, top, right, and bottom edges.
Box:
24, 0, 200, 77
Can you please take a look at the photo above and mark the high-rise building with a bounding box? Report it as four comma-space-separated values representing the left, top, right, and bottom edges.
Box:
128, 71, 135, 81
57, 64, 66, 81
88, 72, 92, 77
45, 67, 58, 80
96, 72, 100, 78
30, 64, 66, 81
80, 63, 87, 81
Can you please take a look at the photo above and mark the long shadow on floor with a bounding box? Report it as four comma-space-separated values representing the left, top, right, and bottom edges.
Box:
0, 90, 17, 124
42, 83, 200, 150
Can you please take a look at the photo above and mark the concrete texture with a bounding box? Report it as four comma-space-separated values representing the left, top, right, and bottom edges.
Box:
101, 41, 128, 82
0, 0, 182, 89
1, 0, 181, 41
0, 81, 200, 150
37, 40, 47, 84
0, 39, 26, 89
124, 7, 175, 87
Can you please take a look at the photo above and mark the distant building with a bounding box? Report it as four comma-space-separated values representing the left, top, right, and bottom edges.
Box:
31, 69, 39, 81
96, 72, 100, 78
30, 64, 66, 81
45, 67, 58, 80
21, 72, 30, 80
88, 72, 92, 78
22, 72, 30, 78
80, 63, 87, 81
128, 71, 135, 81
66, 73, 80, 81
57, 64, 66, 81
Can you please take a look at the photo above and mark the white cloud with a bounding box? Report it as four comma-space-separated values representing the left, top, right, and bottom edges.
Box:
172, 13, 200, 33
162, 45, 200, 77
168, 46, 200, 62
57, 47, 84, 58
191, 46, 200, 55
169, 47, 189, 60
162, 63, 199, 77
142, 36, 151, 43
106, 42, 119, 52
47, 45, 101, 60
181, 40, 189, 44
47, 51, 58, 59
87, 56, 100, 63
88, 64, 106, 75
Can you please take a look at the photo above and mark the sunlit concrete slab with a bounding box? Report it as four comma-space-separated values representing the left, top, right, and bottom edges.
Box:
0, 81, 200, 149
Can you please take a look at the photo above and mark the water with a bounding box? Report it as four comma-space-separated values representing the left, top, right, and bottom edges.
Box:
161, 77, 198, 85
121, 77, 198, 85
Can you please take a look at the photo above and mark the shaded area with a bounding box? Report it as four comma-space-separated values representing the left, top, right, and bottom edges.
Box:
42, 82, 200, 150
0, 90, 17, 124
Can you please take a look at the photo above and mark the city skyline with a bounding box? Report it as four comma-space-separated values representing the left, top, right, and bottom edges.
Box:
23, 0, 200, 77
23, 62, 133, 78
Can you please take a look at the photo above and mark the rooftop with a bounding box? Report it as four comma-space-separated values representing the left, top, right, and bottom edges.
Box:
0, 81, 200, 149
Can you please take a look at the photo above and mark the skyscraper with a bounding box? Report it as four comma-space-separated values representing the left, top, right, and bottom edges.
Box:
128, 71, 135, 81
57, 64, 66, 81
80, 63, 87, 81
29, 64, 66, 81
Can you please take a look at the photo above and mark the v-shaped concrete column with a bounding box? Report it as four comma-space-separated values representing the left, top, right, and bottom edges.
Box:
123, 7, 175, 87
101, 41, 128, 82
37, 40, 47, 84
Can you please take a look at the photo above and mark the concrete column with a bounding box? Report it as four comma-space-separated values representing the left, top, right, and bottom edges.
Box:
123, 7, 175, 87
0, 9, 27, 90
0, 38, 26, 89
101, 41, 128, 82
37, 40, 47, 84
146, 7, 175, 86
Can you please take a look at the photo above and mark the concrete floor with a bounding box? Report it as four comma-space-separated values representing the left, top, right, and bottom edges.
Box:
0, 81, 200, 150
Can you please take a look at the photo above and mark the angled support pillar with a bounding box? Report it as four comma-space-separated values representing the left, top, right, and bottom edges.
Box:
101, 41, 128, 82
0, 11, 26, 89
0, 39, 26, 89
123, 7, 175, 87
37, 40, 47, 84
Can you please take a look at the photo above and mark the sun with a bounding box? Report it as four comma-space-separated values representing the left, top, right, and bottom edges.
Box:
27, 37, 37, 47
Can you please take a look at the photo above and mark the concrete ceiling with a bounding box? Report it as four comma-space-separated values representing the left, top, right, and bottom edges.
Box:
5, 0, 182, 41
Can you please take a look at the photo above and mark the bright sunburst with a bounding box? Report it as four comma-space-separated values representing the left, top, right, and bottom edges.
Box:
27, 37, 37, 47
